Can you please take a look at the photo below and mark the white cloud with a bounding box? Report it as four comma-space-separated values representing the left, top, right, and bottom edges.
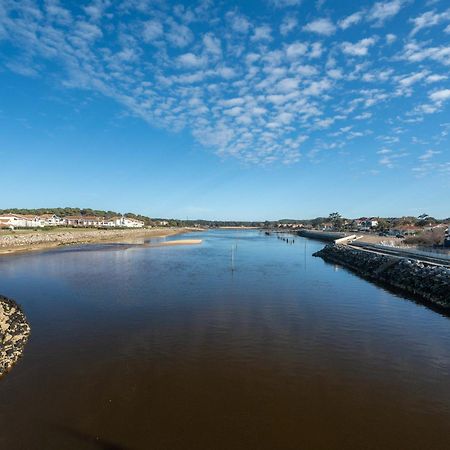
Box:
220, 98, 245, 107
378, 149, 408, 168
386, 33, 397, 44
429, 89, 450, 103
302, 18, 336, 36
338, 12, 364, 30
327, 68, 343, 79
402, 41, 450, 65
285, 42, 308, 59
224, 106, 243, 116
342, 38, 376, 56
355, 112, 372, 120
177, 52, 206, 68
419, 149, 440, 160
309, 42, 323, 58
276, 77, 299, 93
397, 70, 428, 90
203, 33, 221, 56
166, 19, 193, 47
303, 79, 332, 96
251, 25, 272, 42
410, 9, 450, 36
425, 74, 447, 83
228, 12, 250, 33
143, 20, 163, 42
368, 0, 406, 26
280, 16, 297, 35
269, 0, 302, 7
46, 1, 72, 25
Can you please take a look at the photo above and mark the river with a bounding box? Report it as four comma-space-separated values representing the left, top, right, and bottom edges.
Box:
0, 230, 449, 449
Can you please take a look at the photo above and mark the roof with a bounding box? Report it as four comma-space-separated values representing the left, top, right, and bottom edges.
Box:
39, 214, 59, 219
65, 215, 104, 221
0, 213, 27, 219
80, 216, 104, 221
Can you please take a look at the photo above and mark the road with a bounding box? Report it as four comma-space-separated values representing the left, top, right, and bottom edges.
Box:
348, 241, 450, 267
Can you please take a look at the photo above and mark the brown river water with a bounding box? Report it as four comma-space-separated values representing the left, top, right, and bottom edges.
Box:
0, 230, 449, 449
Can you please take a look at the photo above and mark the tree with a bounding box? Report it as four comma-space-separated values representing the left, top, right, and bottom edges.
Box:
376, 218, 390, 231
328, 212, 343, 230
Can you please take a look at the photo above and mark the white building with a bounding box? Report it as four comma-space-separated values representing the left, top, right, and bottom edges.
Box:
357, 218, 379, 231
102, 217, 121, 227
0, 213, 145, 229
64, 216, 103, 227
121, 217, 144, 228
0, 214, 25, 229
0, 214, 44, 228
39, 214, 63, 226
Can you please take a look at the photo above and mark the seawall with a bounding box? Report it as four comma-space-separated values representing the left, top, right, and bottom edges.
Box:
0, 295, 30, 377
313, 244, 450, 309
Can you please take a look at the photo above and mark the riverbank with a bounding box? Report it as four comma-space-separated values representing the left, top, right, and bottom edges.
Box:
314, 244, 450, 309
0, 295, 30, 377
0, 227, 195, 255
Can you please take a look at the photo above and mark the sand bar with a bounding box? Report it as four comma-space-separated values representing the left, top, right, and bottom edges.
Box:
147, 239, 202, 247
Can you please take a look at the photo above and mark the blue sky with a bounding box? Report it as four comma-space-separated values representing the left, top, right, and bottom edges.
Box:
0, 0, 449, 220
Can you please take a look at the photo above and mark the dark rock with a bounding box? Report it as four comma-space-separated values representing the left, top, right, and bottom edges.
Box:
0, 295, 31, 377
313, 244, 450, 309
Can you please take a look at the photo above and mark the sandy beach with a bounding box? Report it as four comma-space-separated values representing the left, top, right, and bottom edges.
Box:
0, 227, 198, 255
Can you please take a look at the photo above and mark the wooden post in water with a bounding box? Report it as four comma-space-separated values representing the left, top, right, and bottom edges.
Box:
231, 244, 236, 272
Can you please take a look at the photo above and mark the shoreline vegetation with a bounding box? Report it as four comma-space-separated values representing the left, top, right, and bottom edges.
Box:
0, 227, 200, 256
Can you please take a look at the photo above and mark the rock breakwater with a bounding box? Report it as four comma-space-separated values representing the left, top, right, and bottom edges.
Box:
0, 295, 30, 377
314, 244, 450, 309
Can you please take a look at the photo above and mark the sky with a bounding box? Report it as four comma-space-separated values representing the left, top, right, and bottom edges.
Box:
0, 0, 449, 220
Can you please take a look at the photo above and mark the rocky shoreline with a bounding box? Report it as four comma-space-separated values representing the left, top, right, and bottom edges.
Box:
0, 295, 30, 377
0, 227, 191, 255
314, 244, 450, 309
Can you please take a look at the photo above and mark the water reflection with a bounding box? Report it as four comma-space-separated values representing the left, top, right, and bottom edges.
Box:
0, 230, 449, 449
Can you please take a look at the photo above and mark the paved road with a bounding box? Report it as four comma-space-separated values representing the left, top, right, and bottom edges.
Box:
348, 241, 450, 267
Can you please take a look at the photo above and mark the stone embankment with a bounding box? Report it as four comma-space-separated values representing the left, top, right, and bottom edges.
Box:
314, 244, 450, 309
298, 230, 354, 242
0, 295, 30, 377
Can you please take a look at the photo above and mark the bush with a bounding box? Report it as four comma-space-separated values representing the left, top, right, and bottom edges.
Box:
404, 228, 445, 246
